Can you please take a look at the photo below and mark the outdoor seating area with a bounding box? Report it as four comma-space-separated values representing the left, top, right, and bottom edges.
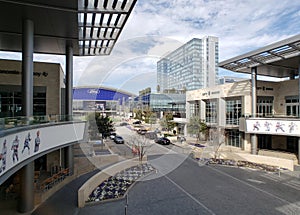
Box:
38, 168, 70, 192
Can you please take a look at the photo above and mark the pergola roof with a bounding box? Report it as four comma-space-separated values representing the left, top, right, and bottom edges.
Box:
0, 0, 136, 56
219, 34, 300, 78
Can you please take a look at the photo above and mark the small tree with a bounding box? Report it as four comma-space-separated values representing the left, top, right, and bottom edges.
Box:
187, 116, 207, 143
209, 128, 226, 160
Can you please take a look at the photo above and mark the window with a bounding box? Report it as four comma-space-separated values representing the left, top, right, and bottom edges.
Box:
226, 98, 241, 125
286, 96, 299, 117
190, 102, 200, 117
205, 100, 217, 123
257, 96, 273, 117
226, 129, 242, 148
0, 86, 46, 117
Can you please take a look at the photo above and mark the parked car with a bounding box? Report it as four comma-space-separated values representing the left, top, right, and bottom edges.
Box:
133, 120, 142, 125
114, 135, 124, 144
155, 137, 171, 145
137, 129, 148, 135
120, 122, 129, 126
110, 132, 116, 140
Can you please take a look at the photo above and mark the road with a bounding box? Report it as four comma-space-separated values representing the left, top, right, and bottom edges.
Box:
33, 126, 300, 215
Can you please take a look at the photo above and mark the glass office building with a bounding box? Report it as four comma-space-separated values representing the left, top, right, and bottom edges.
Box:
157, 36, 219, 92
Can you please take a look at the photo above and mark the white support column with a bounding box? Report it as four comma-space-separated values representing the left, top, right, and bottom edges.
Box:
251, 67, 258, 155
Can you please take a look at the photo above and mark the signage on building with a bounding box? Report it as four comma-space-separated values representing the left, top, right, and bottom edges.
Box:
87, 89, 100, 94
245, 118, 300, 136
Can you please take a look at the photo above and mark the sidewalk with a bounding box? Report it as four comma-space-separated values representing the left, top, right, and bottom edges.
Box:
171, 137, 300, 180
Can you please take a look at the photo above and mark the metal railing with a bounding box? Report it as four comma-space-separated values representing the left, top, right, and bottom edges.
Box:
0, 114, 84, 130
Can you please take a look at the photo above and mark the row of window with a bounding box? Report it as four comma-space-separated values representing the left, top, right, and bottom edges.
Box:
191, 96, 300, 125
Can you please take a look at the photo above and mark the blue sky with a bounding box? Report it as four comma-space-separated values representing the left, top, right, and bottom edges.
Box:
1, 0, 300, 95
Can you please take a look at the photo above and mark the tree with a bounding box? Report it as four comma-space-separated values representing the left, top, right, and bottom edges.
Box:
95, 114, 114, 139
143, 107, 153, 123
187, 116, 207, 143
160, 112, 175, 132
149, 113, 157, 128
86, 113, 114, 140
209, 128, 226, 160
133, 108, 143, 120
131, 135, 150, 162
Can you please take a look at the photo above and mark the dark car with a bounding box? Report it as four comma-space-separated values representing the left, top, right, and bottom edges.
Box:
155, 137, 171, 145
114, 135, 124, 144
120, 122, 129, 126
133, 120, 142, 125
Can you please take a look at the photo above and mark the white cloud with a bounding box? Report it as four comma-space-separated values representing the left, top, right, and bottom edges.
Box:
1, 0, 300, 94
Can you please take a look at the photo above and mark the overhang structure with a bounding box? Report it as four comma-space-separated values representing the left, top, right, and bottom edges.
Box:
0, 0, 137, 56
219, 34, 300, 159
219, 34, 300, 78
0, 1, 137, 213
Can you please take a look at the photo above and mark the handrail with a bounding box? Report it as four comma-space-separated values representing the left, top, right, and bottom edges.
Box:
0, 114, 85, 131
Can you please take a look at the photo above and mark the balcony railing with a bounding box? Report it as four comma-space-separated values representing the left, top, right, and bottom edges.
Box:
0, 114, 84, 131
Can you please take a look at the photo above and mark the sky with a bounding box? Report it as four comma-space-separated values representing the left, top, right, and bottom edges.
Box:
1, 0, 300, 95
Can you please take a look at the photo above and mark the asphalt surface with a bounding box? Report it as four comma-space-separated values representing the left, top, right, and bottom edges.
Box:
32, 151, 300, 215
31, 126, 300, 215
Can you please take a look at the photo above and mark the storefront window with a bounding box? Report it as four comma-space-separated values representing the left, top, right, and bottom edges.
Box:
226, 129, 242, 148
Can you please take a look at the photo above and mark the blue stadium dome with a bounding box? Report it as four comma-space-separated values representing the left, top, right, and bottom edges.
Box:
73, 86, 136, 103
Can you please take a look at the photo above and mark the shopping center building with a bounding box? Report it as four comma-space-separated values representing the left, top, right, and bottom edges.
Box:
187, 34, 300, 166
0, 0, 137, 213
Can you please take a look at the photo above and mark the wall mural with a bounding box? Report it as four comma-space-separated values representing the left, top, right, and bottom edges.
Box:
0, 122, 85, 177
246, 119, 300, 136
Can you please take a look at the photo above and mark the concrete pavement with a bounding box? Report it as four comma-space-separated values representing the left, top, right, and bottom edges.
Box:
31, 153, 300, 215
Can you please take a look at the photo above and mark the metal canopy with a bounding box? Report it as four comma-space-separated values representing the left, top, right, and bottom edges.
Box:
0, 0, 137, 56
219, 34, 300, 78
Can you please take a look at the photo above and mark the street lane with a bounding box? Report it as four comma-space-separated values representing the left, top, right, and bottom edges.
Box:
35, 125, 300, 215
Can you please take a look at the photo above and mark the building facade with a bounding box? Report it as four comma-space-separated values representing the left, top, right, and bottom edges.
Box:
187, 78, 299, 162
73, 86, 136, 116
157, 36, 219, 92
0, 59, 65, 118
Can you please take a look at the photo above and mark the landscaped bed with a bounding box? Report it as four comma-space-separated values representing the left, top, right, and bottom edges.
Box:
87, 163, 155, 203
196, 158, 287, 172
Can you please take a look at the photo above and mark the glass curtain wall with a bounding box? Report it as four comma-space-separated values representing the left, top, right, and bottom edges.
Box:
0, 85, 46, 117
